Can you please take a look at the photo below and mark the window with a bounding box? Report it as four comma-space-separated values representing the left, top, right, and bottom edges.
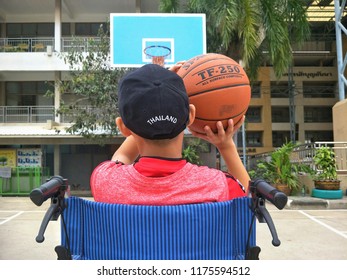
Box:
303, 81, 337, 98
75, 23, 105, 36
246, 131, 263, 147
22, 23, 37, 36
272, 131, 291, 147
62, 23, 71, 36
271, 82, 289, 98
5, 82, 53, 106
246, 106, 261, 123
304, 106, 332, 122
7, 23, 21, 36
7, 23, 54, 37
37, 23, 54, 36
251, 82, 261, 98
305, 131, 333, 142
272, 107, 290, 122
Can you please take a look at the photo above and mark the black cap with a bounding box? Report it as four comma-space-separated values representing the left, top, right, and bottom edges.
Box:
118, 64, 189, 139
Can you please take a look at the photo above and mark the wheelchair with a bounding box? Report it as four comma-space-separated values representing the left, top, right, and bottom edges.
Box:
30, 176, 287, 260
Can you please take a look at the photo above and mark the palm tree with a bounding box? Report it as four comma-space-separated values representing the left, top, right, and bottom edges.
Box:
159, 0, 310, 80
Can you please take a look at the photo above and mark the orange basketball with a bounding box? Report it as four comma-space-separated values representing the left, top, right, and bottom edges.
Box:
177, 53, 251, 134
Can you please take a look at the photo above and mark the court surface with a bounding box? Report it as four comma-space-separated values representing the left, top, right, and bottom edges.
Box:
0, 196, 347, 260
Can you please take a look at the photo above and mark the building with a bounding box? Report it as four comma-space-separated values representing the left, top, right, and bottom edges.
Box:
0, 0, 346, 191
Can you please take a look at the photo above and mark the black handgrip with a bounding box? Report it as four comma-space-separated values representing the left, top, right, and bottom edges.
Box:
253, 179, 288, 210
30, 175, 65, 206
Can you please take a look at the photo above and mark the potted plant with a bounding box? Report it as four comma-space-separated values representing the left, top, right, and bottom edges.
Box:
182, 138, 209, 165
249, 142, 313, 196
313, 146, 340, 190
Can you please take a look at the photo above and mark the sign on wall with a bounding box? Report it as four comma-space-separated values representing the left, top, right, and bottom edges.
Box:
0, 149, 16, 168
17, 149, 42, 167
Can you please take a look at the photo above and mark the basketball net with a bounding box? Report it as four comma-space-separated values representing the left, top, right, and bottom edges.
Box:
144, 45, 171, 67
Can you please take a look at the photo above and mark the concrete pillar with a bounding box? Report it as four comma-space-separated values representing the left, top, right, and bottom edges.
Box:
54, 145, 60, 175
55, 0, 62, 52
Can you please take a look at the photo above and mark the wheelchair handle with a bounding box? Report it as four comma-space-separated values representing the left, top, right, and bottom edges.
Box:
30, 176, 69, 244
252, 179, 288, 210
249, 179, 287, 248
30, 175, 66, 206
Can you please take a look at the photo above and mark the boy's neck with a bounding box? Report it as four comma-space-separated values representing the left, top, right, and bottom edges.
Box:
139, 144, 183, 158
136, 134, 184, 158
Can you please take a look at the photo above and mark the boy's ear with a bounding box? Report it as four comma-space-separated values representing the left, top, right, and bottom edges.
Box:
187, 104, 196, 126
116, 117, 132, 137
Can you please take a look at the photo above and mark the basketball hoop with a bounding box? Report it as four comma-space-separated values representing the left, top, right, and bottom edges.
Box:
143, 45, 171, 67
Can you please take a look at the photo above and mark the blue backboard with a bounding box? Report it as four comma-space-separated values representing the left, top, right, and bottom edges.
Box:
110, 13, 206, 68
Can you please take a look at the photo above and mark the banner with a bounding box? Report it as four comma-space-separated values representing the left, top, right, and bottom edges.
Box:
17, 148, 42, 167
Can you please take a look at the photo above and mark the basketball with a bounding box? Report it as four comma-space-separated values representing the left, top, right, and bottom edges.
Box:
177, 53, 251, 134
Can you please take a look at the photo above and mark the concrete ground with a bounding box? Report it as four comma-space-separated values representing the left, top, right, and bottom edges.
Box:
0, 195, 347, 260
257, 195, 347, 260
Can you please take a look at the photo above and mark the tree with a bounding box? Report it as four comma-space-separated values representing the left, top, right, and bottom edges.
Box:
47, 23, 128, 142
159, 0, 310, 80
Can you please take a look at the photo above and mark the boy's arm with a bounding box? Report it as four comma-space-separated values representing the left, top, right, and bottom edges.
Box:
218, 138, 250, 192
111, 135, 139, 164
189, 116, 250, 191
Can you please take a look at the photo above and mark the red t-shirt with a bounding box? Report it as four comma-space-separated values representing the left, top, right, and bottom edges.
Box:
90, 157, 246, 205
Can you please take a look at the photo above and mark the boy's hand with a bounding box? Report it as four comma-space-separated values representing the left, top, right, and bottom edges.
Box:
188, 116, 245, 151
169, 61, 185, 73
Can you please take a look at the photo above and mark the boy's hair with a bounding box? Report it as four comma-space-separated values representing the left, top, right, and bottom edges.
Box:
118, 64, 189, 140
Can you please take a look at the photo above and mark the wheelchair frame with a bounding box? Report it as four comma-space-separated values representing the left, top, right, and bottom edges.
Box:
30, 176, 287, 260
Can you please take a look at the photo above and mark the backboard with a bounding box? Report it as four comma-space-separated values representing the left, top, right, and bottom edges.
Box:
110, 13, 206, 68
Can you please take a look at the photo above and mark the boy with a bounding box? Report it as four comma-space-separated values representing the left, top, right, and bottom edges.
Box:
90, 64, 250, 205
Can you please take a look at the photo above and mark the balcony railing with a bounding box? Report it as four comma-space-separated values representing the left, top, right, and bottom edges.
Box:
0, 105, 98, 124
0, 106, 55, 123
0, 35, 334, 53
248, 142, 347, 173
0, 37, 101, 53
313, 142, 347, 172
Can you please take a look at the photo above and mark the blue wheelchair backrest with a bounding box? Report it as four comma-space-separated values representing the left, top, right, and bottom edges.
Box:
60, 196, 256, 260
